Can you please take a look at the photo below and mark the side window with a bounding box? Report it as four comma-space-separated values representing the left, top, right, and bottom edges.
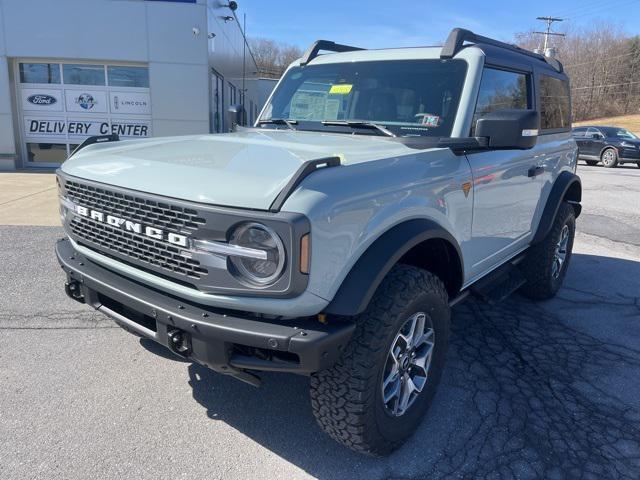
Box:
572, 127, 586, 137
472, 68, 529, 134
539, 75, 571, 131
586, 127, 601, 138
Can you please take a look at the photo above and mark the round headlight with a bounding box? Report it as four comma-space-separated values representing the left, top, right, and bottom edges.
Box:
228, 222, 285, 286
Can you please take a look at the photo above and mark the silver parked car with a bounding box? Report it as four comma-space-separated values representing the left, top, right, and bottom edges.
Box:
56, 28, 581, 455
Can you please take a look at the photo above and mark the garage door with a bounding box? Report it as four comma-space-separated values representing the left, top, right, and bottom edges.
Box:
15, 60, 152, 167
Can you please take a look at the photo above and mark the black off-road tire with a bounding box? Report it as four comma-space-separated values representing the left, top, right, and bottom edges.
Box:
519, 202, 576, 300
636, 161, 640, 168
585, 160, 598, 166
310, 265, 450, 456
601, 148, 618, 168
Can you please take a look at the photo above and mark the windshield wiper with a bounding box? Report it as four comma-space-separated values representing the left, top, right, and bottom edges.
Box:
257, 118, 297, 130
321, 120, 396, 137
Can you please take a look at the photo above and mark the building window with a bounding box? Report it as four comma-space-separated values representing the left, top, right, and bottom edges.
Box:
107, 66, 150, 88
26, 143, 68, 164
19, 63, 61, 84
229, 83, 236, 105
539, 75, 571, 131
63, 64, 106, 86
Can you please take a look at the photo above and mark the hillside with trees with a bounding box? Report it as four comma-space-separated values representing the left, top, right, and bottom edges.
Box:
517, 24, 640, 122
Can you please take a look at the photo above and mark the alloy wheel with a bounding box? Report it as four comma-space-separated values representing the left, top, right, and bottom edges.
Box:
602, 149, 616, 167
381, 312, 435, 417
552, 224, 570, 279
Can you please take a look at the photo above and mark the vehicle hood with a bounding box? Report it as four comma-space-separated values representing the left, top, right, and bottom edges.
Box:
60, 130, 417, 210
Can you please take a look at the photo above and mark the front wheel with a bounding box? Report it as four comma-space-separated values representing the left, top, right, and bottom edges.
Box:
601, 148, 618, 168
310, 265, 450, 456
519, 202, 576, 300
636, 161, 640, 169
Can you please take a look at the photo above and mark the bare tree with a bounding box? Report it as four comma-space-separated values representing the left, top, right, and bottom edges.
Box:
516, 23, 640, 121
249, 38, 303, 78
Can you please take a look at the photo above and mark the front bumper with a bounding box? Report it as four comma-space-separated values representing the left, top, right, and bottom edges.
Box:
56, 238, 354, 385
619, 150, 640, 162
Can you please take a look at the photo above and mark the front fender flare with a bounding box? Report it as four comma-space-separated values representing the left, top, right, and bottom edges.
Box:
324, 219, 462, 317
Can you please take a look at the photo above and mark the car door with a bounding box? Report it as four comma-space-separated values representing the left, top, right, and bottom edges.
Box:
572, 127, 588, 154
585, 127, 605, 156
464, 67, 545, 280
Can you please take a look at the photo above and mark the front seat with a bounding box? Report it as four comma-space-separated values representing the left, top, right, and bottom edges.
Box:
367, 93, 397, 122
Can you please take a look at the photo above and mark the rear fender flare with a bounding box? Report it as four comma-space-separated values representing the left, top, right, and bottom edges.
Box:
532, 171, 581, 244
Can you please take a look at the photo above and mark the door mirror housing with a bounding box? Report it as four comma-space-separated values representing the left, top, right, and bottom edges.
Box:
227, 104, 246, 132
590, 133, 602, 139
475, 109, 540, 150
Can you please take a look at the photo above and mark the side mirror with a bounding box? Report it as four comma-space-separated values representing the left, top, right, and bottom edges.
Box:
590, 133, 602, 139
475, 109, 540, 150
227, 104, 246, 132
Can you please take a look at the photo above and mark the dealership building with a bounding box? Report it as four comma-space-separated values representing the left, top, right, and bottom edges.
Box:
0, 0, 265, 170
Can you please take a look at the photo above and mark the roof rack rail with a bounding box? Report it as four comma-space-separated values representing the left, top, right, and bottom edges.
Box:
440, 28, 563, 73
300, 40, 364, 66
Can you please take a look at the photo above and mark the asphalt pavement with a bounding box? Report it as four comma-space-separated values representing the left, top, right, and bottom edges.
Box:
1, 163, 639, 479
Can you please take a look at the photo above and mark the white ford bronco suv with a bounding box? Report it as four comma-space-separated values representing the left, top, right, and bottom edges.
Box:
56, 29, 581, 455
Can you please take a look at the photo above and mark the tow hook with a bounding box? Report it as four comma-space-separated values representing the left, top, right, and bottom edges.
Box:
64, 281, 85, 303
167, 328, 192, 357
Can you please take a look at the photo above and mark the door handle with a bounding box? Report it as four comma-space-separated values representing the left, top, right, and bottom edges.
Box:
528, 166, 544, 177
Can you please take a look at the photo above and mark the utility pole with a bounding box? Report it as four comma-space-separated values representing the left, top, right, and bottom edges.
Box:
534, 16, 565, 51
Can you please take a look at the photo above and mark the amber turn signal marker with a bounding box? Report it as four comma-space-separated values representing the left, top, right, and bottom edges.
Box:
300, 234, 310, 274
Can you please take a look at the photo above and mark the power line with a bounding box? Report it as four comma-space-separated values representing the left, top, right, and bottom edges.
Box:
564, 51, 637, 68
571, 80, 640, 90
552, 0, 603, 17
534, 16, 565, 51
565, 0, 639, 20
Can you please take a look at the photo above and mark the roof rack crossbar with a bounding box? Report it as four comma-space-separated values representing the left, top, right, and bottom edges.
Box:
440, 28, 563, 72
300, 40, 364, 66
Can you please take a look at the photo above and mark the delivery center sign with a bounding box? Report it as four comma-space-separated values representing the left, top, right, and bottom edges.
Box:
24, 117, 151, 138
18, 84, 152, 143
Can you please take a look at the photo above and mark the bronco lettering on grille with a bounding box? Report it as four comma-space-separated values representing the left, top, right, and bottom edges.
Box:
74, 205, 188, 247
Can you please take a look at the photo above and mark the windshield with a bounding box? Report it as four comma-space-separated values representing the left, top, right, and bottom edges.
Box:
259, 59, 467, 137
600, 127, 638, 139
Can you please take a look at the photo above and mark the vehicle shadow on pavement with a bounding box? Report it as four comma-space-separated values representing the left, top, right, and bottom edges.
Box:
156, 253, 640, 479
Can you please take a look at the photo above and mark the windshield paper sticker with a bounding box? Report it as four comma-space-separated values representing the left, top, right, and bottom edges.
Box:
329, 84, 353, 95
416, 113, 441, 127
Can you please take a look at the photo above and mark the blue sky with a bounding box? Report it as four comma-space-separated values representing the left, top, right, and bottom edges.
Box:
240, 0, 640, 49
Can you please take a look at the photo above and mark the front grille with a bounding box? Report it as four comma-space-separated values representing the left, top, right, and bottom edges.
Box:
64, 180, 206, 234
70, 216, 208, 280
63, 180, 209, 280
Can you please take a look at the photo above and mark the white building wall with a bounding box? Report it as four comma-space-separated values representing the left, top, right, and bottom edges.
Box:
0, 0, 16, 169
206, 0, 259, 131
0, 0, 260, 170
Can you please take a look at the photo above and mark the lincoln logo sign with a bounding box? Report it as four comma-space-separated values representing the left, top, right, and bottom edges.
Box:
73, 204, 188, 247
27, 94, 57, 106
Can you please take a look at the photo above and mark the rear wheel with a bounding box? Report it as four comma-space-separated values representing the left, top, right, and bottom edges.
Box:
601, 148, 618, 168
585, 160, 598, 166
636, 161, 640, 168
310, 265, 450, 456
519, 202, 576, 300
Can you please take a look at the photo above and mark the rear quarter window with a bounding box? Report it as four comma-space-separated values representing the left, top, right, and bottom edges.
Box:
539, 75, 571, 131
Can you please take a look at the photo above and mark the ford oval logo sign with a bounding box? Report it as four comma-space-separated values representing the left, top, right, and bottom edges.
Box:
27, 94, 57, 106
